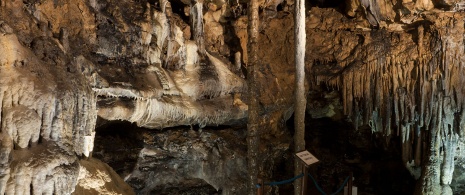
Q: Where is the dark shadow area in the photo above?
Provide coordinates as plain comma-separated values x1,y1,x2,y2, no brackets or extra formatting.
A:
307,0,349,19
276,116,415,194
152,181,221,195
308,0,346,14
170,0,190,22
94,118,241,194
93,118,145,177
309,0,345,8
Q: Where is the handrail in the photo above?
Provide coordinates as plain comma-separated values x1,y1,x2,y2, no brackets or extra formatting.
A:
256,173,351,195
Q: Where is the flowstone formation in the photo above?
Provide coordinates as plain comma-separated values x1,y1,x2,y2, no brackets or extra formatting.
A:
0,8,97,195
88,0,248,129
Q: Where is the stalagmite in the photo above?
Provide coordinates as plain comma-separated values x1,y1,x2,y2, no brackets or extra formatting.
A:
235,51,241,71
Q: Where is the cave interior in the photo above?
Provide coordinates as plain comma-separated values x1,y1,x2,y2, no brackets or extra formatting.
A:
1,0,465,194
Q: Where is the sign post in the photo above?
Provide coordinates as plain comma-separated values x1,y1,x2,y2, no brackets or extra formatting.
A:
301,165,308,195
257,178,263,195
296,150,319,166
296,150,319,195
348,172,353,195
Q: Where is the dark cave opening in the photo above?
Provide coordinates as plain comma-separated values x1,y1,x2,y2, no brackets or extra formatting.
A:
93,118,235,194
280,115,416,195
154,182,221,195
308,0,345,9
93,119,145,177
169,0,190,22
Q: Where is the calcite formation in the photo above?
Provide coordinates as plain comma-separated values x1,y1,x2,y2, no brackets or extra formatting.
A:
0,22,96,195
2,0,465,194
308,3,465,194
90,0,248,129
0,0,249,194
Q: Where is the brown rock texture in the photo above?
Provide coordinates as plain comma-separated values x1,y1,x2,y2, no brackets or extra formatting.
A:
3,0,465,194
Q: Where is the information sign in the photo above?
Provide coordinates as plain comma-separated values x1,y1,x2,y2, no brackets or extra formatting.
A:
296,150,319,166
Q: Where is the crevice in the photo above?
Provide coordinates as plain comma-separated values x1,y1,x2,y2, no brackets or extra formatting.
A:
93,120,144,177
170,0,189,23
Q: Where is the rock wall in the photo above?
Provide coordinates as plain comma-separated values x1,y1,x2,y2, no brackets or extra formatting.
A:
3,0,465,194
126,127,248,194
73,158,135,195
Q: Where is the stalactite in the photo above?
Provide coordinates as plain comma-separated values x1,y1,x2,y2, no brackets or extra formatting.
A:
310,13,465,192
346,69,353,119
364,63,371,126
414,125,422,166
160,0,179,70
354,100,361,130
385,84,392,136
191,0,205,54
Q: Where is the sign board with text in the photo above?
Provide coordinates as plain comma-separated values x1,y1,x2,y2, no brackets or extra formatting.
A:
296,150,319,166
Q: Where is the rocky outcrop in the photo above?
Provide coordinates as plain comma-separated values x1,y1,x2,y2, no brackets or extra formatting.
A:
125,127,248,194
73,158,134,195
